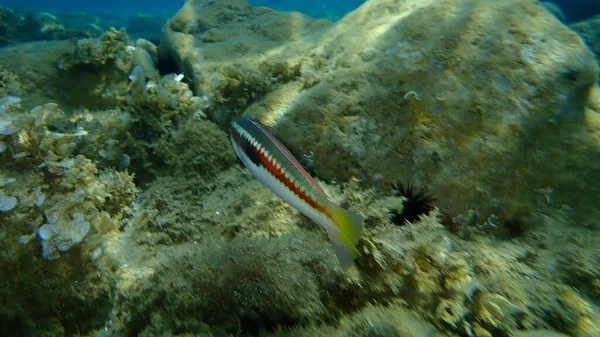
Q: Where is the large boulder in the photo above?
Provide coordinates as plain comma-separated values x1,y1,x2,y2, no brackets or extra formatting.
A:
161,0,600,230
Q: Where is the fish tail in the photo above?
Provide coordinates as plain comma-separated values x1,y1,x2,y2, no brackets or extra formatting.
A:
326,204,365,269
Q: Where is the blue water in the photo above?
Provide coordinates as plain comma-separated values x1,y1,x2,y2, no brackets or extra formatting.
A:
0,0,367,21
551,0,600,22
0,0,599,26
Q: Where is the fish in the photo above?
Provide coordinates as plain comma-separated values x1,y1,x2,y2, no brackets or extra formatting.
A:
229,117,365,269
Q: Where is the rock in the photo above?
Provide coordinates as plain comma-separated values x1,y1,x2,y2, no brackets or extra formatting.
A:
0,29,133,110
571,15,600,63
0,6,103,47
161,0,600,230
541,2,566,22
0,40,74,108
159,0,331,114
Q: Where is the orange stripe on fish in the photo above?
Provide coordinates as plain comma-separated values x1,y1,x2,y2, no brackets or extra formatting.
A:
251,120,327,195
251,138,327,215
229,117,365,269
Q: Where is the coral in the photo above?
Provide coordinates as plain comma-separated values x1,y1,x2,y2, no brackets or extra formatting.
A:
38,211,90,259
0,27,229,181
0,189,17,212
72,108,139,170
47,28,133,109
125,72,203,121
0,101,136,257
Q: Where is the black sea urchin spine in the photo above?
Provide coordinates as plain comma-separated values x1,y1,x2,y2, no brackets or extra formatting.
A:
390,182,435,226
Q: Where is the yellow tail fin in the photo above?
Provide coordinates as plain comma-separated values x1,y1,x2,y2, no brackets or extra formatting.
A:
327,205,365,270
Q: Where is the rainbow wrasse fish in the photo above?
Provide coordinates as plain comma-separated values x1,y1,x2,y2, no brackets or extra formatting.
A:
229,117,365,269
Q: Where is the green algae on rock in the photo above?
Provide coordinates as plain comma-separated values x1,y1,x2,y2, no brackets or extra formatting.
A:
160,0,600,234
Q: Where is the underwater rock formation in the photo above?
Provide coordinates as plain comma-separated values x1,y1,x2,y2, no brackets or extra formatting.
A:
541,2,567,22
0,0,599,336
161,0,600,232
0,100,137,334
160,0,331,119
571,15,600,64
0,6,104,47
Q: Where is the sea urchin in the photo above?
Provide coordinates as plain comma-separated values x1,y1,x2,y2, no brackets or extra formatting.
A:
390,182,435,226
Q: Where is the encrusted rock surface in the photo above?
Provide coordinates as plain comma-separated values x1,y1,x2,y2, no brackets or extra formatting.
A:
571,15,600,63
161,0,600,230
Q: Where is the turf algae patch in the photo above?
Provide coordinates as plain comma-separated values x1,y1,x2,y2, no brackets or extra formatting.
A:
115,232,342,336
154,119,236,178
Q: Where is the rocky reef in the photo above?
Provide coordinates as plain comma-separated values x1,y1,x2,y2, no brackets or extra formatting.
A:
0,6,104,46
0,5,165,47
161,0,600,235
0,0,599,336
